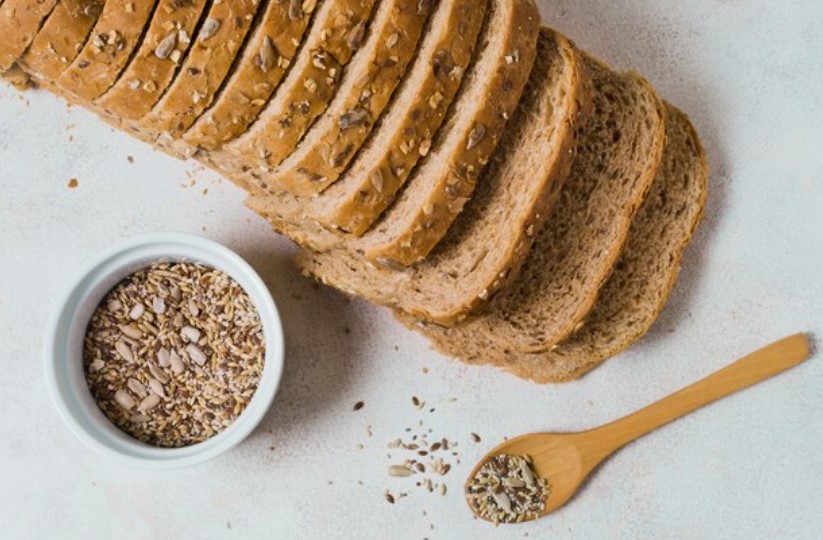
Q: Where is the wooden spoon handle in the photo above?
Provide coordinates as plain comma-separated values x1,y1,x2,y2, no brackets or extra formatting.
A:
592,333,811,455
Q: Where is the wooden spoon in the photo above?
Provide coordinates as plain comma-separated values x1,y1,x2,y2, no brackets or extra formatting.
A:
466,333,812,523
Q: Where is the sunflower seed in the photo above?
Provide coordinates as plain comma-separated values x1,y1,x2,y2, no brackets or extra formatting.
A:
148,362,170,384
129,303,145,320
137,394,161,412
200,18,220,41
115,341,134,363
114,390,135,411
148,379,166,397
152,296,167,314
119,324,143,340
186,344,207,366
388,465,415,478
181,326,201,342
169,350,185,373
466,123,487,150
127,378,147,398
154,32,177,59
157,347,170,367
258,36,277,72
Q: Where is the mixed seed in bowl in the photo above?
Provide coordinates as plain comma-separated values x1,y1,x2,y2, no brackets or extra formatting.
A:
83,262,265,447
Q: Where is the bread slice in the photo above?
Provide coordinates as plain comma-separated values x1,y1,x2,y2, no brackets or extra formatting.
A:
18,0,103,80
248,0,540,267
182,0,318,150
469,58,666,353
0,0,58,72
256,0,437,197
138,0,262,138
95,0,209,120
56,0,157,100
277,0,487,224
294,28,591,325
204,0,379,183
399,104,708,383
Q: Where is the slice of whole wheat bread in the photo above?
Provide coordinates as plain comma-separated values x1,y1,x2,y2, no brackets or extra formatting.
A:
55,0,157,100
399,103,708,383
0,0,58,72
258,0,439,197
182,0,319,150
299,0,487,233
472,57,666,353
95,0,209,120
18,0,103,81
294,28,591,325
247,0,539,267
204,0,379,183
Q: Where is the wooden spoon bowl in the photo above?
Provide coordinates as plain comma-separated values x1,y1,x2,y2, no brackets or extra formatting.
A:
466,333,812,523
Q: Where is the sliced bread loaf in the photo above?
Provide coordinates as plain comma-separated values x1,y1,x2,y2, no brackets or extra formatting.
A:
257,0,438,197
399,104,708,383
138,0,262,138
305,0,486,234
204,0,379,182
248,0,540,267
95,0,209,120
18,0,102,80
293,28,590,325
182,0,319,150
0,0,58,71
56,0,157,100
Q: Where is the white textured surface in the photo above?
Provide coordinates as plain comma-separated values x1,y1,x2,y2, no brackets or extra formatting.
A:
1,1,822,538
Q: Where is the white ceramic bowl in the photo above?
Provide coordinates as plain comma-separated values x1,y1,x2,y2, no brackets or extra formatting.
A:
43,233,285,469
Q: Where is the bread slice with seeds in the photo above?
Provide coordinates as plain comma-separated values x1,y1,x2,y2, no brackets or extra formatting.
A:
56,0,158,100
18,0,103,80
203,0,379,183
294,28,590,325
469,58,666,353
399,104,708,383
137,0,262,139
0,0,58,72
248,0,539,268
182,0,319,150
304,0,487,234
95,0,209,120
257,0,437,197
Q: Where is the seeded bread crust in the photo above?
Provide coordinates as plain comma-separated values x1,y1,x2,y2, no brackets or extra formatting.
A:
259,0,436,197
182,0,320,150
204,0,379,183
56,0,157,100
248,0,539,267
475,58,666,354
95,0,209,120
306,0,486,234
0,0,58,71
18,0,102,80
294,28,591,324
400,104,708,383
139,0,262,138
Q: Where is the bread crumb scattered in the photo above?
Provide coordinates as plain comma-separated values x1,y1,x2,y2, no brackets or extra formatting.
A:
67,178,78,189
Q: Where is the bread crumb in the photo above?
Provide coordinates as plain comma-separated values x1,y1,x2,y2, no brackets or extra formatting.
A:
67,178,79,189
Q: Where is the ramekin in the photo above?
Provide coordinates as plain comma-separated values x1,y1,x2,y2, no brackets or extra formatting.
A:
43,233,285,469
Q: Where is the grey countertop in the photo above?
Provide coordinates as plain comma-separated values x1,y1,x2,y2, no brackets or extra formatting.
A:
1,1,821,538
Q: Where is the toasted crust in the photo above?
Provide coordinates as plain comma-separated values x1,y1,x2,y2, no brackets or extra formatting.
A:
0,0,58,71
292,0,488,230
205,0,379,182
261,0,436,197
18,0,102,80
139,0,262,138
246,0,539,268
400,104,708,383
294,28,591,324
95,0,209,120
56,0,157,100
182,0,319,150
